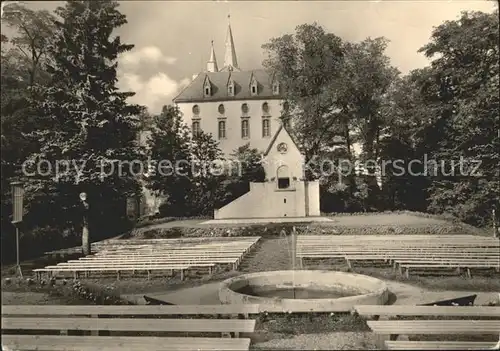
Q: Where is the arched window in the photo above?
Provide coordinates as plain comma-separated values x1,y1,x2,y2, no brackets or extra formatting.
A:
192,121,200,136
218,120,226,139
218,104,225,115
241,119,249,138
277,165,290,189
262,118,270,137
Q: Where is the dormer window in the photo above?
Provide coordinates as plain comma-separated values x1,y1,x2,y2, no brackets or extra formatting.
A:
272,81,280,95
250,76,258,96
228,80,235,97
203,77,211,97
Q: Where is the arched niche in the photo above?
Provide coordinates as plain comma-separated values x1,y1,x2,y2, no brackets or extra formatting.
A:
277,165,290,189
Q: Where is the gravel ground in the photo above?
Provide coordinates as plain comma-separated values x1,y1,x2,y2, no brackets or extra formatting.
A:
252,332,378,350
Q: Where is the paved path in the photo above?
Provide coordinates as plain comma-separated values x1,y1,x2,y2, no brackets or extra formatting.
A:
201,217,333,225
126,279,498,306
240,237,296,273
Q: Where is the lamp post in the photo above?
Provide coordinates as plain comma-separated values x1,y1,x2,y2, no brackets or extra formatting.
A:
80,192,90,255
10,181,24,277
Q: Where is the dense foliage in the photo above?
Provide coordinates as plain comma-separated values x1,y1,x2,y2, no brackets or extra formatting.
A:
145,106,265,216
262,13,499,225
1,1,145,262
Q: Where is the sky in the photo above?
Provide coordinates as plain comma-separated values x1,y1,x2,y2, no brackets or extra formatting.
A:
2,0,497,114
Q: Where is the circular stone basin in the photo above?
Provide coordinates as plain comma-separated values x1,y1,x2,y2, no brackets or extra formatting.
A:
219,270,389,312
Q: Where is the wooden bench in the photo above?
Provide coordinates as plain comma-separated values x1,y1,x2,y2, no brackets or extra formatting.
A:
354,305,500,319
400,263,500,278
67,257,241,271
1,335,251,350
367,320,500,349
1,305,257,350
341,255,499,268
33,264,194,280
383,341,497,350
1,316,255,335
297,247,500,254
2,304,260,318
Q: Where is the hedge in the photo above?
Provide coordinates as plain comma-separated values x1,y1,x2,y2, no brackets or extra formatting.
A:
137,222,473,239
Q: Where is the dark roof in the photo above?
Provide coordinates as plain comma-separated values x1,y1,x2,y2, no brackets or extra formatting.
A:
173,69,282,103
263,124,303,157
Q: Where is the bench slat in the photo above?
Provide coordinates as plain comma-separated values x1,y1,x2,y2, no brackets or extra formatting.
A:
367,320,500,334
1,305,260,316
384,340,497,350
354,305,500,317
1,317,256,333
1,335,251,350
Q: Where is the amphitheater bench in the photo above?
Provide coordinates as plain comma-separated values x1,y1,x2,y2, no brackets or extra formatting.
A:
400,263,500,278
1,316,255,337
384,340,497,350
367,320,500,349
1,335,251,351
1,304,260,319
33,264,195,280
353,305,500,319
367,319,500,335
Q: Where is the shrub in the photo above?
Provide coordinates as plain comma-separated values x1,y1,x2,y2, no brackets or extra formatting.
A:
71,281,135,305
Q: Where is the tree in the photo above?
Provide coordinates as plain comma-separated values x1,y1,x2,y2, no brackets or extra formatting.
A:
187,132,224,215
23,0,145,253
1,5,57,262
2,2,56,88
215,144,266,210
262,23,345,177
147,105,224,216
146,105,192,216
418,10,499,226
338,38,400,210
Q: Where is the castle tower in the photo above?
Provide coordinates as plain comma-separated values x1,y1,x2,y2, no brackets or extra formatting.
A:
221,15,240,72
206,40,218,72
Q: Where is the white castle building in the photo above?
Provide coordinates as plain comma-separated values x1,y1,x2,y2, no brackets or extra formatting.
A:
169,18,320,219
173,17,289,157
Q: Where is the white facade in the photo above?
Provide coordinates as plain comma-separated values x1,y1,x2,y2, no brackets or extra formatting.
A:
176,99,286,156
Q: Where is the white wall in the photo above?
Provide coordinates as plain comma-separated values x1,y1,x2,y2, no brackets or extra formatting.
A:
176,99,284,156
214,180,321,219
263,126,304,182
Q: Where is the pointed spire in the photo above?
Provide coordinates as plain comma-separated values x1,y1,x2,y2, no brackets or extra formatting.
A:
222,14,240,72
207,40,218,72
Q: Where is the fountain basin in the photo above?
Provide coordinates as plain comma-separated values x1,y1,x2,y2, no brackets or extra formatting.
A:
219,270,389,312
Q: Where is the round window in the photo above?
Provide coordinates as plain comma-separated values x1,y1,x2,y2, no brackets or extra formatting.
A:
262,102,269,114
192,104,200,115
218,104,225,114
241,103,249,114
